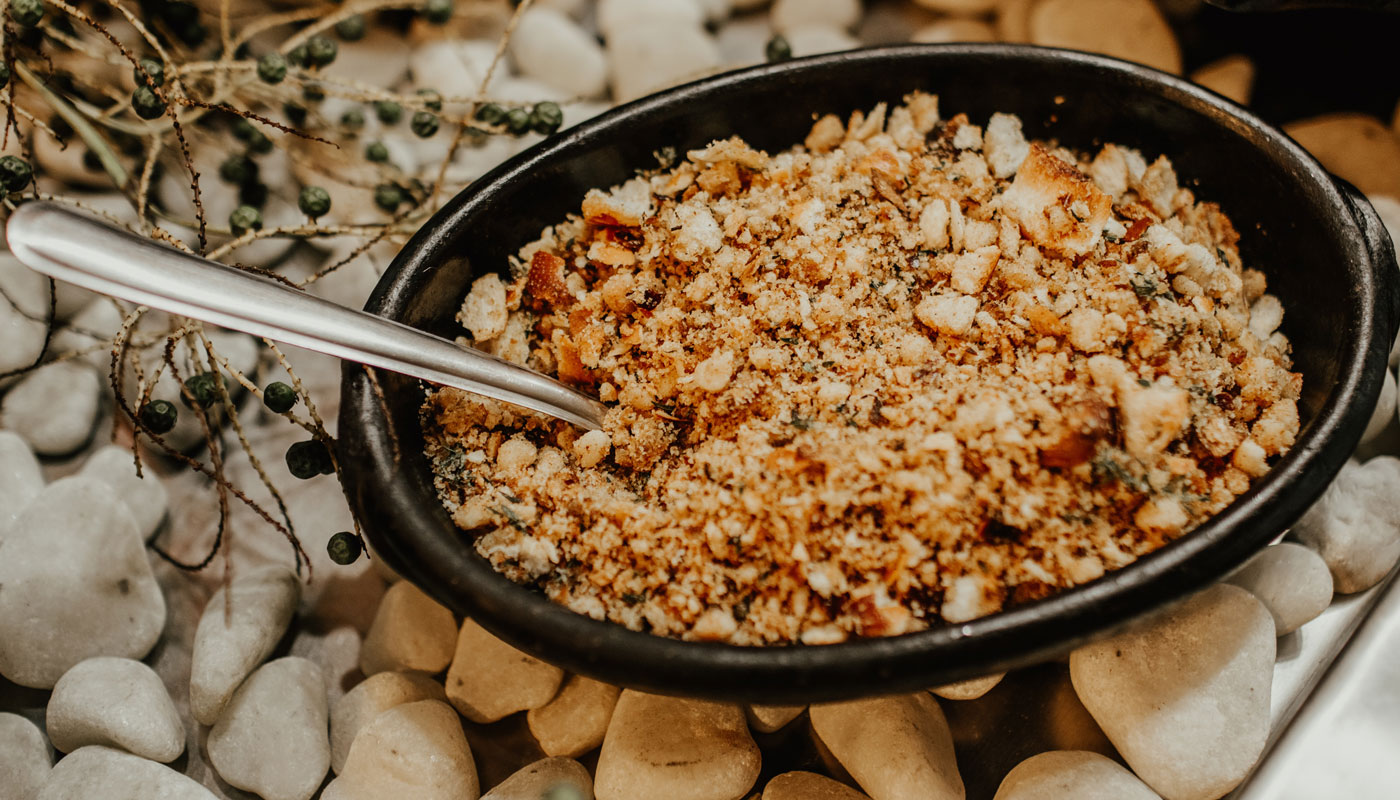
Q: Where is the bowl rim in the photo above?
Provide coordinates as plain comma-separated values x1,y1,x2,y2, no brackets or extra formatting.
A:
340,42,1389,701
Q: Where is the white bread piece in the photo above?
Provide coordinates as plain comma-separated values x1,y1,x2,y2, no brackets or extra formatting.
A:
1000,144,1112,257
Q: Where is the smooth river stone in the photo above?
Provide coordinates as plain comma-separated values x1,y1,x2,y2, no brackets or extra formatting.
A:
1070,584,1275,800
810,693,964,800
49,299,125,369
594,691,761,800
764,771,870,800
0,712,51,800
606,23,721,103
330,671,447,774
931,673,1005,701
321,700,478,800
190,564,301,725
37,746,216,800
46,657,184,762
359,581,457,677
1226,542,1334,635
0,430,43,528
0,252,49,380
480,757,593,800
509,7,607,98
77,445,169,539
0,478,165,688
993,750,1162,800
1292,456,1400,593
207,657,330,800
527,675,621,757
745,704,806,734
0,362,101,456
446,619,564,723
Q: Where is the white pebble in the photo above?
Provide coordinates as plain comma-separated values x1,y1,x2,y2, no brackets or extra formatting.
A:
207,657,330,800
510,7,608,98
0,362,102,456
0,478,164,689
323,29,412,89
715,13,771,67
1226,542,1334,635
1292,456,1400,593
37,746,217,800
783,26,860,57
0,256,49,380
810,693,964,800
745,704,806,733
331,671,446,774
607,23,722,104
49,300,125,369
931,672,1005,701
446,619,564,723
0,430,44,528
409,39,507,101
595,691,761,800
76,445,168,539
764,771,871,799
322,700,478,800
0,712,51,800
46,657,184,762
190,565,302,726
1361,368,1397,443
481,757,593,800
359,581,457,677
770,0,861,33
527,674,621,757
993,750,1161,800
910,19,998,44
1070,584,1275,800
597,0,704,37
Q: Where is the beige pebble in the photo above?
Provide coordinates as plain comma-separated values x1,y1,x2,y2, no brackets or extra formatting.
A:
993,750,1161,800
1189,54,1254,105
595,691,761,800
911,0,999,13
1284,113,1400,199
745,704,806,733
38,746,217,800
1028,0,1181,74
0,712,52,800
910,19,997,44
47,657,184,762
764,771,870,799
190,565,301,726
810,693,964,800
207,657,331,800
331,671,447,774
770,0,862,33
481,757,593,800
1225,542,1334,636
322,700,478,800
359,581,457,677
527,674,622,757
996,0,1035,42
446,619,564,723
931,672,1004,701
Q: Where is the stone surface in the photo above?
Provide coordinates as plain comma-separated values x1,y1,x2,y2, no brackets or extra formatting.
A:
527,674,621,757
359,581,457,677
597,0,704,36
1189,54,1255,105
993,750,1162,800
1361,368,1398,444
594,691,761,800
1027,0,1181,74
207,657,330,800
190,565,301,725
931,673,1005,701
0,712,51,800
321,700,478,800
331,671,447,774
49,299,126,369
1226,542,1334,635
480,757,593,800
0,362,102,456
0,430,43,528
0,253,50,380
77,445,169,539
0,477,165,688
771,0,861,33
46,657,184,762
784,25,860,56
810,693,964,800
607,23,721,103
446,619,564,724
37,746,217,800
1070,584,1275,800
1292,456,1400,593
764,771,869,799
1284,113,1400,199
510,7,607,98
910,19,998,44
745,704,806,734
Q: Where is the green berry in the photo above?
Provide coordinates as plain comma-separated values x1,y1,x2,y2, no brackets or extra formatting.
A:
246,128,273,155
11,0,44,28
410,111,439,138
286,439,334,479
504,107,531,136
228,205,263,235
765,34,792,63
218,154,257,185
139,399,178,434
375,100,402,125
239,181,269,208
529,101,563,136
283,102,307,127
306,35,338,68
256,52,287,84
262,381,298,413
416,88,442,112
341,107,366,130
298,185,331,218
134,57,165,88
474,102,505,125
0,62,9,89
183,372,224,408
334,14,366,41
0,156,33,193
232,117,257,141
326,531,362,565
374,182,405,212
302,82,325,103
131,85,166,120
422,0,452,25
287,44,309,69
364,141,390,163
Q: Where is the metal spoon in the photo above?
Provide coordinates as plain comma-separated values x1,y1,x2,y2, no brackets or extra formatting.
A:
4,201,607,430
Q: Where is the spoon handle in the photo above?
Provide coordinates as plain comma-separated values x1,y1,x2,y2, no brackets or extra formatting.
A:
5,201,606,431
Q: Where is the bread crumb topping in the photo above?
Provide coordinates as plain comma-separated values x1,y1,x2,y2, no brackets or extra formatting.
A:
424,93,1300,645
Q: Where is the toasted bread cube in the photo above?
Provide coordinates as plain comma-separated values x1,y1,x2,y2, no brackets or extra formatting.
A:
1001,144,1113,256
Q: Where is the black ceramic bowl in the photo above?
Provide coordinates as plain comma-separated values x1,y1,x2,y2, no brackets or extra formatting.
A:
340,44,1398,702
